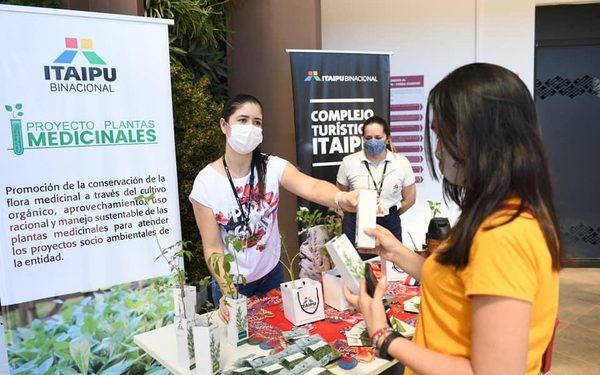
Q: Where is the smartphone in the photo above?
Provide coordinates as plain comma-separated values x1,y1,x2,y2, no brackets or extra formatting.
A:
365,262,377,298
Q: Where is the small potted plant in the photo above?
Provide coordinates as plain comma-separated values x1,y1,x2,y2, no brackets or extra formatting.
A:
423,200,451,256
296,207,341,281
134,193,200,370
278,236,325,326
209,235,248,347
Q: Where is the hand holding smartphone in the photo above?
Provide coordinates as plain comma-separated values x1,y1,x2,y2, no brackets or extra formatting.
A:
365,262,392,327
365,262,377,298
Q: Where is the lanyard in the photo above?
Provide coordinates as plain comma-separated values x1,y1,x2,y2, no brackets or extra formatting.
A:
223,157,255,229
363,159,388,197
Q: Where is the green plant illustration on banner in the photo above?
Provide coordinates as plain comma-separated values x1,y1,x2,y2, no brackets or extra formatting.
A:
4,280,174,374
5,103,24,155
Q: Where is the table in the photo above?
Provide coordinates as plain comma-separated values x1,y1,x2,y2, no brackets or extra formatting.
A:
134,322,398,375
135,262,418,374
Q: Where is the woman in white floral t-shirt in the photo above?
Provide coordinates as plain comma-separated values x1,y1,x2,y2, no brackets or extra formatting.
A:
190,94,357,323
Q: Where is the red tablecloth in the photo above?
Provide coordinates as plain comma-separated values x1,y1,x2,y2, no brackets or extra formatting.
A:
246,262,419,363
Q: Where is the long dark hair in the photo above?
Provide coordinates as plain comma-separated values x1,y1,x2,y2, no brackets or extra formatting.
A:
361,115,394,151
222,94,268,199
424,63,561,270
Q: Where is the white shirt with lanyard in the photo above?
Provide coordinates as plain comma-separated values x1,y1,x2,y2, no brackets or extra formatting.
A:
336,150,415,215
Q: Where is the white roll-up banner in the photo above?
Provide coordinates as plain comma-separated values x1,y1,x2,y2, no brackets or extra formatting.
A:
0,5,178,373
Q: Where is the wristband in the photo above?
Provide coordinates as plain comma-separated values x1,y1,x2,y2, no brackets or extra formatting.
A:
378,331,401,360
371,327,393,349
369,327,389,344
334,191,344,210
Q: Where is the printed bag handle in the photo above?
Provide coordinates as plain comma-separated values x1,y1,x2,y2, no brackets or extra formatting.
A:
297,287,320,315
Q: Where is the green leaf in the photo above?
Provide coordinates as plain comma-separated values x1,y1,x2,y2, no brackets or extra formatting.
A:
101,359,134,375
5,105,12,112
15,103,22,109
69,339,90,375
35,357,54,374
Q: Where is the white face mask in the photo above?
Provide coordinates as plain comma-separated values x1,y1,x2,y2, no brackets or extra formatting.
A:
435,147,466,186
227,123,263,154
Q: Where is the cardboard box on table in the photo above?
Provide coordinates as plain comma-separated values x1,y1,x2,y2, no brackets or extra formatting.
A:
324,234,364,295
322,268,352,311
356,190,377,249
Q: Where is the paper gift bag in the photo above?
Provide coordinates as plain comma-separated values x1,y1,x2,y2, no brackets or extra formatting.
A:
281,278,325,326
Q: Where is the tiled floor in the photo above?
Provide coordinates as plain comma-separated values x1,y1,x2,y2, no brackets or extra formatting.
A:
551,268,600,374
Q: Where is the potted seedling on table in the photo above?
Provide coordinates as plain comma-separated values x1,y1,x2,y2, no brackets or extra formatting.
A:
192,277,221,375
134,193,201,370
296,207,341,281
277,235,326,326
134,194,196,318
209,234,249,347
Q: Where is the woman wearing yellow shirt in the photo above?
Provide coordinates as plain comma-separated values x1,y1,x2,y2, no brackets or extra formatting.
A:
345,63,561,375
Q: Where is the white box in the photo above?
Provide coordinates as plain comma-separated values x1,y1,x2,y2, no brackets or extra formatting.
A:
281,278,326,326
324,234,364,294
226,295,248,346
356,190,377,248
175,317,195,370
381,259,407,282
322,269,351,311
192,315,220,375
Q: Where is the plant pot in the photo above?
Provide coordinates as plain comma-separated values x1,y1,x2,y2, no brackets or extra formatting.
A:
281,278,325,325
298,225,333,281
193,314,221,375
174,285,197,320
225,295,248,346
175,316,197,370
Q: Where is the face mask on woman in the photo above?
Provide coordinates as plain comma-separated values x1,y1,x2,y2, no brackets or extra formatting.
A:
435,147,467,186
227,123,263,154
363,138,387,155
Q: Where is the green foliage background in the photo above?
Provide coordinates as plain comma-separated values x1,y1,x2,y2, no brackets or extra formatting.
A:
2,1,230,373
171,64,224,283
5,278,174,374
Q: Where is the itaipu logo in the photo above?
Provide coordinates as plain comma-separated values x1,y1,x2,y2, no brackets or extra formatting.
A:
305,70,321,81
304,68,378,83
43,37,117,93
302,296,318,309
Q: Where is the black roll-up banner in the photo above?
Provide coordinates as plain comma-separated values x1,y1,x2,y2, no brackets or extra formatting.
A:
289,51,390,210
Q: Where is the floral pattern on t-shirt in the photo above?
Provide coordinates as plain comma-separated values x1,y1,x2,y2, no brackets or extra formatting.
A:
214,183,279,252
